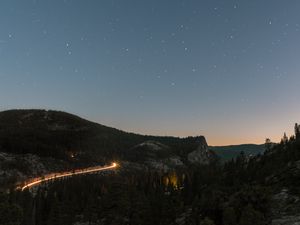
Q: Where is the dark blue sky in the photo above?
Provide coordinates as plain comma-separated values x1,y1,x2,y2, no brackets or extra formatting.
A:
1,0,300,145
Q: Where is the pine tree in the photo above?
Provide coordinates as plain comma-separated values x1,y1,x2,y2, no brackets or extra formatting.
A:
239,204,264,225
295,123,300,140
281,132,288,145
223,207,237,225
265,138,272,152
47,194,62,225
200,217,215,225
0,194,23,225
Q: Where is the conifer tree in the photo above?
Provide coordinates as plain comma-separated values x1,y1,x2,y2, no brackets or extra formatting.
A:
295,123,300,140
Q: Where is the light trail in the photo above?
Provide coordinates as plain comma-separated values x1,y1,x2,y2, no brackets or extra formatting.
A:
19,162,118,191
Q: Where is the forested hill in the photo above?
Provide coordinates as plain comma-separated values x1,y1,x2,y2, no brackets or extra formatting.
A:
1,122,300,225
1,111,300,224
0,109,206,162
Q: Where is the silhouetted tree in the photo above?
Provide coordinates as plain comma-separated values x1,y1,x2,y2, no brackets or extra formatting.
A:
265,138,272,152
281,132,288,145
0,194,23,225
295,123,300,140
239,204,264,225
223,207,237,225
200,217,215,225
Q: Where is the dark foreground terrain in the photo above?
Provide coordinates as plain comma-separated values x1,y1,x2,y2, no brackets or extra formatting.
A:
1,110,300,225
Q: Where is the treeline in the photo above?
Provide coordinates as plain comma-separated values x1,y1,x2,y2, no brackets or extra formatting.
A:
1,163,272,225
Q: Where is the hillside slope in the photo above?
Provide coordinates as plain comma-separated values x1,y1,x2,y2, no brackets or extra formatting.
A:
0,109,211,164
0,109,218,189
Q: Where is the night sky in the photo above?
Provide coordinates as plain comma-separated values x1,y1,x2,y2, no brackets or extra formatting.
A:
1,0,300,145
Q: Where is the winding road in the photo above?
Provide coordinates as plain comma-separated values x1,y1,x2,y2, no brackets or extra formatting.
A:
19,162,118,191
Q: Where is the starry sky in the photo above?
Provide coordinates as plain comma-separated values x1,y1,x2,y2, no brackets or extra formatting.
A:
1,0,300,145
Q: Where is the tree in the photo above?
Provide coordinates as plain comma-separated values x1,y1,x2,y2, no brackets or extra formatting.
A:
265,138,272,152
200,217,215,225
295,123,300,140
47,194,63,225
281,133,288,145
0,200,23,225
239,204,264,225
223,207,237,225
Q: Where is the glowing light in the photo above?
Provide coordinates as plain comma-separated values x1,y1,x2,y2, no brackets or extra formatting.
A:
18,162,117,191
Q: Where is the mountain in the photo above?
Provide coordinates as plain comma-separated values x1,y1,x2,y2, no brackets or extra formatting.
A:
209,144,265,161
0,109,216,188
0,109,141,161
0,109,209,161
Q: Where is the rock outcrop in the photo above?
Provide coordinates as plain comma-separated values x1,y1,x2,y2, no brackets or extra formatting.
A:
128,141,184,171
187,137,216,165
272,188,300,225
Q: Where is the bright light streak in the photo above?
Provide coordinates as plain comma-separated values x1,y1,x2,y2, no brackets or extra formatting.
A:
18,163,118,191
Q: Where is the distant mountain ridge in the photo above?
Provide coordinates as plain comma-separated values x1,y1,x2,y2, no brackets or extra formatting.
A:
209,144,265,161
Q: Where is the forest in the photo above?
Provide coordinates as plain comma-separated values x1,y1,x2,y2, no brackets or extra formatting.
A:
1,124,300,225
